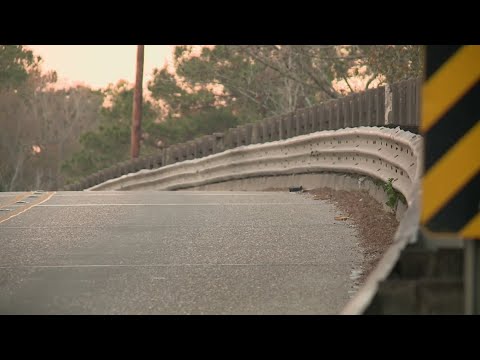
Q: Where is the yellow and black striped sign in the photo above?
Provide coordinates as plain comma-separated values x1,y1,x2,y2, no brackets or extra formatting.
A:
421,45,480,239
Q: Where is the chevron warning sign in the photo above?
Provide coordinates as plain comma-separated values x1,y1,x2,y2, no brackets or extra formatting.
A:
421,45,480,239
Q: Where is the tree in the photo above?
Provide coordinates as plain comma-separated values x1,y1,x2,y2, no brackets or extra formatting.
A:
357,45,424,85
148,66,217,117
0,46,52,191
150,45,424,121
0,45,39,90
0,46,103,191
148,64,241,145
145,107,239,146
61,81,159,183
171,45,360,117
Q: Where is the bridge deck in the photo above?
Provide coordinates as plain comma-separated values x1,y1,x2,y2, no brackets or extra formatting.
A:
0,191,361,314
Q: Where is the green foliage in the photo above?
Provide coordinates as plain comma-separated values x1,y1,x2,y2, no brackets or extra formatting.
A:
148,67,217,116
61,124,131,181
146,108,240,146
149,45,424,123
357,45,424,86
61,82,156,184
169,45,309,118
382,178,406,210
0,45,39,90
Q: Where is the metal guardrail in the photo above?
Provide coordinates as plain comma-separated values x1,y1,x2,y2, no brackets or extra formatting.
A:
88,127,422,204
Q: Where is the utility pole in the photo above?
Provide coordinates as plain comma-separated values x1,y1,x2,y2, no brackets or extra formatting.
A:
131,45,144,159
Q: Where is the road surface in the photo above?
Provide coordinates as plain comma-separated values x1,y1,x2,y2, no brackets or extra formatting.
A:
0,190,361,314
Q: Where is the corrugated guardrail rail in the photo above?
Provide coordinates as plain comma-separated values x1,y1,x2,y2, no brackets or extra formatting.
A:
88,127,423,205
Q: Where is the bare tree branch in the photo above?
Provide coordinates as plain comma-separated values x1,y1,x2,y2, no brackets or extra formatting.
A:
365,74,378,90
343,75,355,93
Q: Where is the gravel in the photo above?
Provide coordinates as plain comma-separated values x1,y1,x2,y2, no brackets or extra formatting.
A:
305,188,399,284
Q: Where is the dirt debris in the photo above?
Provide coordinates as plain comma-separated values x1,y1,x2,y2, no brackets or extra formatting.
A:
306,188,399,284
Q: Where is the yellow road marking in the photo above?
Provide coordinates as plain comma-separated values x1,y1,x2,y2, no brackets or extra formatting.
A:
0,192,55,225
0,192,31,209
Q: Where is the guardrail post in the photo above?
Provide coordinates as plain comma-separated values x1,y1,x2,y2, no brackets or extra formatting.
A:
285,113,294,138
327,100,335,130
316,104,325,131
399,80,407,127
236,126,247,146
250,123,260,144
376,86,385,126
406,79,415,126
223,129,234,149
352,93,360,128
165,145,177,165
230,128,239,148
244,124,253,145
193,140,201,159
212,132,224,153
202,135,214,156
294,111,301,136
278,116,285,139
268,117,277,141
334,100,342,129
258,120,266,144
152,153,161,168
359,91,367,126
185,141,195,160
384,84,393,126
345,95,353,128
365,90,376,126
415,77,422,126
309,106,317,133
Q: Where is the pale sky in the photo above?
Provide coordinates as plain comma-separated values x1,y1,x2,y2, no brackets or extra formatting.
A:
24,45,378,95
26,45,174,89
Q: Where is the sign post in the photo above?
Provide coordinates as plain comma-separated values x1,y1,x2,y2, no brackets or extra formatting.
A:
420,45,480,314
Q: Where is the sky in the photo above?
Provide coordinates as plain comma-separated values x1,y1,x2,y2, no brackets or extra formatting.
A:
24,45,378,95
26,45,174,89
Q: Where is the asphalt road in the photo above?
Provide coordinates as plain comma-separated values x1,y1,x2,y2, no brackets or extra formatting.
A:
0,190,362,314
